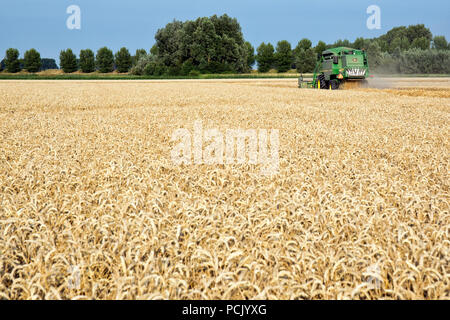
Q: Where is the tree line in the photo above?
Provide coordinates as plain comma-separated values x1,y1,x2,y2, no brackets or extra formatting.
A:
0,46,136,74
255,24,450,74
0,48,58,73
360,25,450,74
59,47,135,73
2,17,449,75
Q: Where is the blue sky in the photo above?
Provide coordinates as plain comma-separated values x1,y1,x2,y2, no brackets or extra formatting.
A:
1,0,449,62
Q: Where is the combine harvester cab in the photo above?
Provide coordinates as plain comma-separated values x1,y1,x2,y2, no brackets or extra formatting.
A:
299,47,371,90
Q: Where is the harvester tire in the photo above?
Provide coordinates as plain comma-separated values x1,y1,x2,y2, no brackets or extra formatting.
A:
330,79,340,90
318,74,329,89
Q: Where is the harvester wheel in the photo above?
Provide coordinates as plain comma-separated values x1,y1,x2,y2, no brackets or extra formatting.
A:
330,79,340,90
318,74,329,89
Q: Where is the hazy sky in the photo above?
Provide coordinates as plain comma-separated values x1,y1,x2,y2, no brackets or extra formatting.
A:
1,0,449,62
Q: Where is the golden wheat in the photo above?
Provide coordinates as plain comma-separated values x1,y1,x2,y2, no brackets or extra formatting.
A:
0,79,449,300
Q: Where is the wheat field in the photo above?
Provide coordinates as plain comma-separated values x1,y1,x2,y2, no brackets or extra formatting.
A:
0,79,449,299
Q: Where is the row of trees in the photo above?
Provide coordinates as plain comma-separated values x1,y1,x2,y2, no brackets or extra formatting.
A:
59,47,135,73
254,25,449,73
1,48,48,73
134,19,449,75
130,15,325,76
332,24,450,72
368,48,450,74
0,47,138,74
255,39,324,73
2,20,449,75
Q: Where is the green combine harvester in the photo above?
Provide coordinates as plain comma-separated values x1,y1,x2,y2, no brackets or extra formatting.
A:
299,47,371,90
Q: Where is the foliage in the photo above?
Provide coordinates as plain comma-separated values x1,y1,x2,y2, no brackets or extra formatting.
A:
133,49,147,66
41,58,58,70
314,41,327,56
59,49,78,73
432,36,448,50
130,54,150,75
332,39,351,48
295,48,316,73
398,49,450,74
256,42,274,73
79,49,95,73
188,69,201,77
353,37,366,50
152,14,248,74
374,49,450,74
4,22,450,76
5,48,21,73
96,47,114,73
143,56,167,76
274,40,292,73
245,41,255,71
367,41,382,69
389,37,410,53
115,47,132,73
294,39,312,55
24,49,41,73
377,24,432,52
411,37,430,50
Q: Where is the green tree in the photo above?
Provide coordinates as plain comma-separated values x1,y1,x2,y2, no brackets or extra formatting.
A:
133,49,147,66
296,38,312,52
96,47,114,73
411,37,430,50
295,48,316,73
274,40,292,72
115,47,132,73
390,36,410,52
59,49,78,73
378,40,389,52
353,37,365,50
367,41,382,68
405,24,432,44
152,14,248,74
432,36,448,50
150,45,159,56
256,42,274,73
79,49,95,73
5,48,21,73
400,37,410,51
131,54,152,75
380,26,406,45
390,37,401,52
180,59,195,75
41,58,58,70
144,58,167,76
24,49,41,72
334,39,351,47
314,41,327,56
154,19,184,68
293,38,312,60
245,41,255,71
